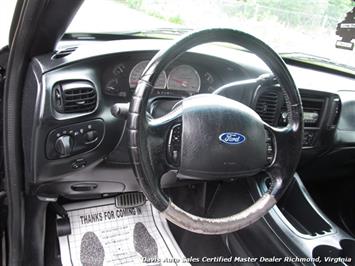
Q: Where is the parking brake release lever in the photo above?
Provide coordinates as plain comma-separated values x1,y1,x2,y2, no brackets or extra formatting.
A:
51,202,71,236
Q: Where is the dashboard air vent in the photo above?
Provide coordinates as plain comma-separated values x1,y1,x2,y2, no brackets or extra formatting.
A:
52,47,77,59
255,90,279,125
53,81,97,114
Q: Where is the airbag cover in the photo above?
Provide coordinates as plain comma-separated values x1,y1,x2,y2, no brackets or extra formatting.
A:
178,94,267,180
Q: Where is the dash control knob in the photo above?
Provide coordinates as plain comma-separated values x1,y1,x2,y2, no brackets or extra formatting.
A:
85,130,98,143
55,135,74,157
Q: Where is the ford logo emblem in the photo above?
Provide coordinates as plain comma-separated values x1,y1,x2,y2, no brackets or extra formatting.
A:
219,132,246,145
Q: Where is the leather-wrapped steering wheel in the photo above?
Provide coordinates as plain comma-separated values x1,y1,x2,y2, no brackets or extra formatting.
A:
128,28,303,235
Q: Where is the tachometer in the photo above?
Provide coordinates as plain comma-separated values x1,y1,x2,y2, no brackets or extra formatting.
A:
167,65,200,92
129,60,167,89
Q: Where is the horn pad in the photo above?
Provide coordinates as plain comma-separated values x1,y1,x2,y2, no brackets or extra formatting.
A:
178,94,268,180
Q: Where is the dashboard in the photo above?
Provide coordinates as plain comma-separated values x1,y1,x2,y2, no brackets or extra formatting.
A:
22,39,355,199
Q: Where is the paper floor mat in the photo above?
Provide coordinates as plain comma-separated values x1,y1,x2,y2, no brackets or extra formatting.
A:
58,197,189,266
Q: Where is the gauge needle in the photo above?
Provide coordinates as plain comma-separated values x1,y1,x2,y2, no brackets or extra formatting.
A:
172,78,187,87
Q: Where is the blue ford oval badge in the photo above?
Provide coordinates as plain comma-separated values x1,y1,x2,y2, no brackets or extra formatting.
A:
219,132,246,145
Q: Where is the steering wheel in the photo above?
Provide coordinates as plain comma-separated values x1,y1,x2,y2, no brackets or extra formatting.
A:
128,28,303,235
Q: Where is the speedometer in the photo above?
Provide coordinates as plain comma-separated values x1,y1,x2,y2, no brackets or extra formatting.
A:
129,60,167,89
167,65,200,92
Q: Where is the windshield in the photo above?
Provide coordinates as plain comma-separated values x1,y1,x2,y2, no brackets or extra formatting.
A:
0,0,16,47
66,0,355,69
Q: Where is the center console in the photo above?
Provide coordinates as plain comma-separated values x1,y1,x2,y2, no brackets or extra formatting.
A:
257,173,355,264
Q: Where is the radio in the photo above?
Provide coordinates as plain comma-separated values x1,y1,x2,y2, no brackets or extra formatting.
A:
280,110,320,127
303,111,319,126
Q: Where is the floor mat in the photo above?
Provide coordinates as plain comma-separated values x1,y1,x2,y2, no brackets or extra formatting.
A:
58,197,188,266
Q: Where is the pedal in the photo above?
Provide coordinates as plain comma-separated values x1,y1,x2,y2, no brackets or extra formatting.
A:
115,192,146,208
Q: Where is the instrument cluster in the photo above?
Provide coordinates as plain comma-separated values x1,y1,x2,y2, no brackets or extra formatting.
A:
102,57,221,100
